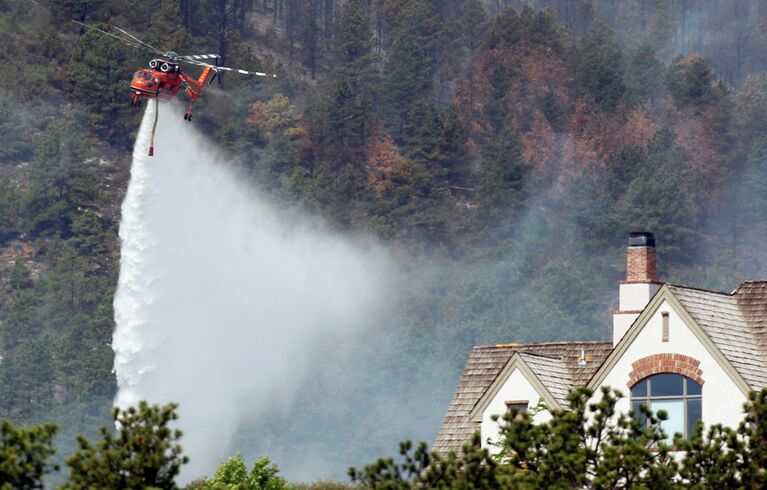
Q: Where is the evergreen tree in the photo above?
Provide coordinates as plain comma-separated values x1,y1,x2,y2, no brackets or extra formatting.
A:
666,54,724,112
0,419,57,489
26,122,98,238
64,402,188,490
381,0,440,134
0,178,22,242
625,44,664,104
458,0,486,55
0,90,31,164
401,103,469,186
475,127,529,233
0,337,56,418
52,0,106,24
149,0,192,50
577,20,625,111
9,259,33,290
64,27,137,144
611,129,698,268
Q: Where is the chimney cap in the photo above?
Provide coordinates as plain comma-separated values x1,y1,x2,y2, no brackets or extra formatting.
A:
628,231,655,248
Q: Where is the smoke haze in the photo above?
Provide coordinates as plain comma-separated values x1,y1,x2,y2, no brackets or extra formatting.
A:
113,100,394,481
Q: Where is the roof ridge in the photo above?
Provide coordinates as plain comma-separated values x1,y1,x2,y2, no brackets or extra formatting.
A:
518,351,568,361
731,280,767,295
475,340,613,350
667,283,731,296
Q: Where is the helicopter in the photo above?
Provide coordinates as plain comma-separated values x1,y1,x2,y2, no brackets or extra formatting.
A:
73,21,275,156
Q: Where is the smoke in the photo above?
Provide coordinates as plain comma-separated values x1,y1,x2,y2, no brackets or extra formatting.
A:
112,99,394,481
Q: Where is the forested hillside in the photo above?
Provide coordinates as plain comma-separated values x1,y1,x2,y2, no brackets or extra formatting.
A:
2,0,767,480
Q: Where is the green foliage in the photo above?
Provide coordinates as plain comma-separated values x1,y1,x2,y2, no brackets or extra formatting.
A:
349,435,498,489
475,127,528,235
353,388,767,489
64,402,188,490
0,178,23,241
577,20,625,111
63,27,139,145
27,122,98,238
498,387,676,489
51,0,106,24
677,389,767,488
0,1,63,99
485,7,567,53
382,0,440,132
0,90,31,164
666,54,724,111
610,129,699,266
0,419,57,490
149,0,192,50
458,0,487,54
401,103,469,184
203,453,287,490
625,44,664,104
9,259,33,290
0,336,56,418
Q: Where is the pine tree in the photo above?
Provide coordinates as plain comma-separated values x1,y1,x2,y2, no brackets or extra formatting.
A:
26,122,98,238
625,44,664,104
475,126,529,233
0,90,31,164
577,20,626,111
149,0,192,51
666,54,723,112
0,419,57,489
381,0,440,134
64,402,188,490
64,28,137,144
458,0,486,55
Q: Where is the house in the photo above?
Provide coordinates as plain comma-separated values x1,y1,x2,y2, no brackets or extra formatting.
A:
434,232,767,455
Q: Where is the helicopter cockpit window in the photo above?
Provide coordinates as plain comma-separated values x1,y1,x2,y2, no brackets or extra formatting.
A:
134,71,143,79
144,73,153,80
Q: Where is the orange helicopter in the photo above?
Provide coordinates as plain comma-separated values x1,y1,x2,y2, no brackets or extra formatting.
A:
73,21,275,156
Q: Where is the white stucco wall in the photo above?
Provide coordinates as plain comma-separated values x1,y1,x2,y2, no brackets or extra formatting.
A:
613,312,638,345
596,299,747,431
619,283,661,311
480,366,552,453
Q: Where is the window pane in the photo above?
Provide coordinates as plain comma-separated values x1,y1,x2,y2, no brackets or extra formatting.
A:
687,378,702,395
632,400,648,428
631,379,648,398
687,399,702,438
654,399,684,444
506,402,528,413
650,373,684,396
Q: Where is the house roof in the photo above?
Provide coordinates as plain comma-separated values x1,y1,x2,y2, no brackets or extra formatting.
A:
670,282,767,390
434,280,767,455
432,341,613,455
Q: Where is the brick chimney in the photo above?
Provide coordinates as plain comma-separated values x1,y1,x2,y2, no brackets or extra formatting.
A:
613,232,662,346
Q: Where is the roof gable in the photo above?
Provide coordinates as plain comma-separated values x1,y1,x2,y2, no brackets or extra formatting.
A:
588,284,754,395
433,341,612,454
468,353,562,422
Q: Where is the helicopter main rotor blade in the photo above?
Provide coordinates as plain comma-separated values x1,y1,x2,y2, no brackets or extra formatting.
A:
71,20,148,53
112,26,166,56
181,54,221,61
214,66,273,77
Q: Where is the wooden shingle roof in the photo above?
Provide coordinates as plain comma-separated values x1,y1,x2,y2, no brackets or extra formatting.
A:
670,282,767,390
432,341,613,454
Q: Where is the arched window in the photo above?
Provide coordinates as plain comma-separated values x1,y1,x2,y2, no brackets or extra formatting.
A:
631,373,702,443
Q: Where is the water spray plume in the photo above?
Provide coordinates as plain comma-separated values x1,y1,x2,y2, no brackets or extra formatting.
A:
113,100,393,480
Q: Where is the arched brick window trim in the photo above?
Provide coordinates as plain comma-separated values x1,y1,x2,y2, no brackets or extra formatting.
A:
627,353,704,388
